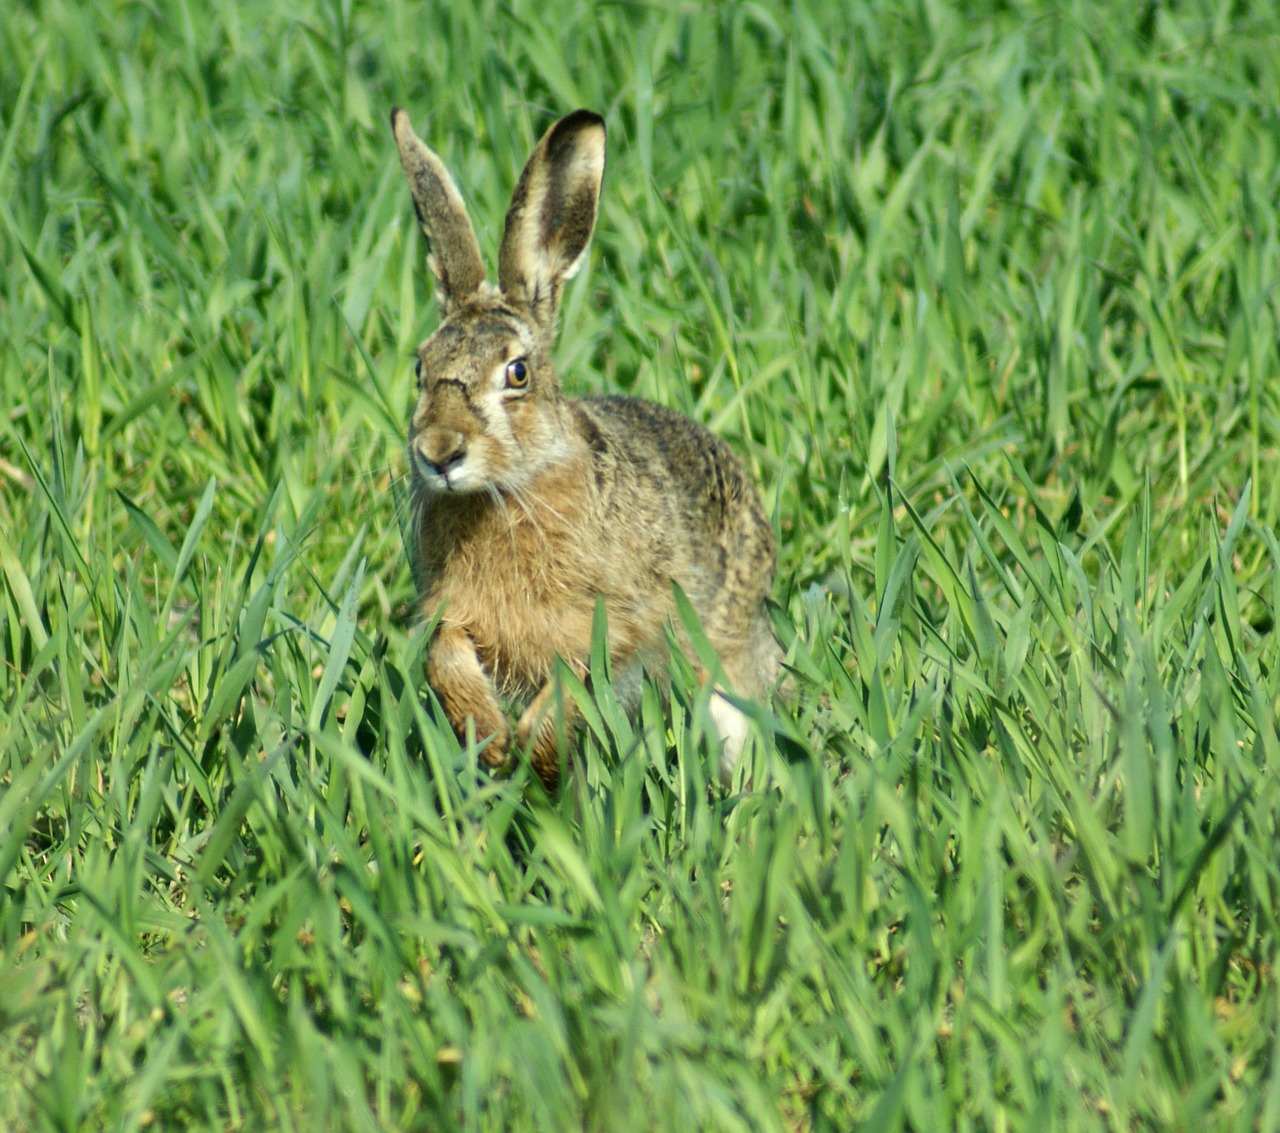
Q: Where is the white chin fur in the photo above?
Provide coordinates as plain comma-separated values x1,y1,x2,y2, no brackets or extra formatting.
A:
709,691,750,786
416,463,484,493
442,465,481,491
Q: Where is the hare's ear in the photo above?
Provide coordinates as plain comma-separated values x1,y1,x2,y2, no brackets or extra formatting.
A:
391,109,486,312
498,110,605,330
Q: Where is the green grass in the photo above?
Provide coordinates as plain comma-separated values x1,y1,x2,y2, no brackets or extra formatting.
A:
3,0,1280,1128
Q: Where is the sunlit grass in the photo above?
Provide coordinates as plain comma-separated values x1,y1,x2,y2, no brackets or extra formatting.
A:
2,0,1280,1129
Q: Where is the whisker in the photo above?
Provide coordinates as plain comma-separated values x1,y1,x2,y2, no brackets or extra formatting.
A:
505,483,558,561
487,483,522,560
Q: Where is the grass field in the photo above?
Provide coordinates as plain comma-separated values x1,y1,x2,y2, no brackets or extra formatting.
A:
3,0,1280,1128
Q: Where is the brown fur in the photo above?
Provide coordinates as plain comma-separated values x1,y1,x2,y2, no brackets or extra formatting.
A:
390,107,780,789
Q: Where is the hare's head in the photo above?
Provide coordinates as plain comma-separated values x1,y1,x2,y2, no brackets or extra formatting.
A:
391,109,605,495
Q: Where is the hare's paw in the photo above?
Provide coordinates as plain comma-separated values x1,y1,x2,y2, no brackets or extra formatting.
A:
516,706,567,792
479,733,516,776
514,673,585,793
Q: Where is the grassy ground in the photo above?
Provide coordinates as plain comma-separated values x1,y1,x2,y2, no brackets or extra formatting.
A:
2,0,1280,1128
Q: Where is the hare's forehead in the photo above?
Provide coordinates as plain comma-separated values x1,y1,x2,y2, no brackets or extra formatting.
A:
420,310,534,365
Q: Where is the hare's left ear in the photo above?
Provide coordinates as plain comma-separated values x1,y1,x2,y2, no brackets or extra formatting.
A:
391,108,486,313
498,110,605,331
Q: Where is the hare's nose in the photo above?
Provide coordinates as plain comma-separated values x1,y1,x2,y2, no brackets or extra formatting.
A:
427,448,466,476
417,430,467,476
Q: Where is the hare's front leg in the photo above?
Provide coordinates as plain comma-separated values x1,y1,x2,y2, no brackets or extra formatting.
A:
516,660,587,791
427,625,510,769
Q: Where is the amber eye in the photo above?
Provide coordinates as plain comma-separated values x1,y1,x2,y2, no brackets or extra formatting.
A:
505,358,529,389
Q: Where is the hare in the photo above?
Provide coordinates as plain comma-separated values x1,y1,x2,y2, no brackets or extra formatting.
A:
390,106,780,790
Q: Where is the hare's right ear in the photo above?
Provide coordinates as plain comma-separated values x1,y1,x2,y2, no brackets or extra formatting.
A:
390,109,486,312
498,110,605,331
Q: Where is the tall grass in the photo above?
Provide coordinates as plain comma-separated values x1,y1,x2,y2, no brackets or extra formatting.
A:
2,0,1279,1129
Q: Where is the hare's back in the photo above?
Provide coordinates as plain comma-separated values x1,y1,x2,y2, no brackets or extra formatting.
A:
577,394,776,602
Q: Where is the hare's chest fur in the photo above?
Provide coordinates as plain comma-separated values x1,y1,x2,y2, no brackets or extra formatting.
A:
417,470,672,699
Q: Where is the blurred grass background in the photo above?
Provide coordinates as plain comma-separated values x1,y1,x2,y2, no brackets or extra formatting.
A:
2,0,1280,1129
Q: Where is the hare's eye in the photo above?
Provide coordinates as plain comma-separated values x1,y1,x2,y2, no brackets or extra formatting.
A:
505,359,529,390
414,358,423,386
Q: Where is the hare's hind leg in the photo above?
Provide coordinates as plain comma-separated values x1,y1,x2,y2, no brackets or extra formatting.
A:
708,690,750,784
428,626,510,770
708,610,782,785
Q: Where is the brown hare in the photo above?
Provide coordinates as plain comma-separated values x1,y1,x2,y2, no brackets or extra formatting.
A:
390,106,780,790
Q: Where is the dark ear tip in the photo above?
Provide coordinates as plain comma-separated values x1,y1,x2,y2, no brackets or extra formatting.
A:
562,109,605,136
390,106,404,132
545,110,605,160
